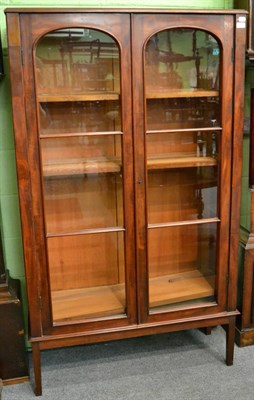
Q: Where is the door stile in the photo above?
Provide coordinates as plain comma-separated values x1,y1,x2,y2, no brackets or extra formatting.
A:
213,16,234,310
227,14,247,311
131,14,150,323
118,14,137,325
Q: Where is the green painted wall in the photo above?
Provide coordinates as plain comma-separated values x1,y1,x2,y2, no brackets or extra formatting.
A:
0,0,244,343
240,60,254,231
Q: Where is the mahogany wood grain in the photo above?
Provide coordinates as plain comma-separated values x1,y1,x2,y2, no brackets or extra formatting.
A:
33,311,239,352
227,14,246,312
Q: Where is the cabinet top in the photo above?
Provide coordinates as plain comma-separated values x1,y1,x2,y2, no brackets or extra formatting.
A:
4,8,248,15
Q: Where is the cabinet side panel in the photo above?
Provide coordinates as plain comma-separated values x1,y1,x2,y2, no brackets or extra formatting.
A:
6,13,42,338
228,14,247,311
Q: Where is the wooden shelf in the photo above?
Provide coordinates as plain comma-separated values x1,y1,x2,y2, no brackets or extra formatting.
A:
149,270,214,308
51,270,214,322
52,284,125,321
37,89,218,103
146,89,219,99
43,156,217,177
43,159,121,177
147,156,217,169
38,92,120,102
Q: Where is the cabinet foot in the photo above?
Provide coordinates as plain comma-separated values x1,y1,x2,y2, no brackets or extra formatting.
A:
199,326,212,335
225,318,236,366
32,343,42,396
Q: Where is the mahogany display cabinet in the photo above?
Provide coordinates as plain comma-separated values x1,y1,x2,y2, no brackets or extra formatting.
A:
5,8,246,395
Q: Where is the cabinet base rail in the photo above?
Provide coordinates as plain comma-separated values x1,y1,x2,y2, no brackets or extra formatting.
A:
31,312,238,396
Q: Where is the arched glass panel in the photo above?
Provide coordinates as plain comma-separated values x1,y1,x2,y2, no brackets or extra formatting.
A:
144,29,220,311
145,29,220,130
35,28,125,323
36,28,121,134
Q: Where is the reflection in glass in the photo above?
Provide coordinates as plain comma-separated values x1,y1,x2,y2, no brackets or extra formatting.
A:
35,28,121,134
44,174,123,234
145,29,220,131
145,29,220,312
146,97,220,131
146,131,219,223
35,28,120,94
148,223,217,310
41,135,122,175
39,101,121,135
148,168,218,224
48,232,126,322
146,131,219,160
34,28,126,322
41,135,123,233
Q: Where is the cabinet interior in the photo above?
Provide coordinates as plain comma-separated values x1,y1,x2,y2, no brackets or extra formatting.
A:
33,25,221,322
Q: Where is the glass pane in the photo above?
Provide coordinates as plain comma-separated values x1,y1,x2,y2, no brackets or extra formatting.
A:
39,101,121,135
147,131,219,223
148,223,217,310
148,168,217,224
146,97,220,131
145,29,220,131
35,28,121,134
48,232,126,322
41,135,123,233
147,130,219,160
35,28,127,324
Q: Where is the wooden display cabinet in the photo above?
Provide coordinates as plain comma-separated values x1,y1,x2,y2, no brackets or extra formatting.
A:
6,8,246,395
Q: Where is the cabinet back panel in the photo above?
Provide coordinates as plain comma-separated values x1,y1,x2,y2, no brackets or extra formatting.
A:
47,232,125,291
148,223,217,285
44,175,123,233
148,169,217,224
39,101,121,135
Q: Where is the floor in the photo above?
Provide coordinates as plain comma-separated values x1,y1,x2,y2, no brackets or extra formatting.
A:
2,326,254,400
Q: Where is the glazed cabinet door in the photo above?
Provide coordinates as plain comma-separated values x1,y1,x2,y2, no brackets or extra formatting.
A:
19,13,136,333
132,14,234,323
